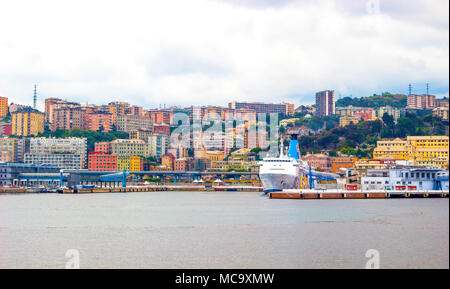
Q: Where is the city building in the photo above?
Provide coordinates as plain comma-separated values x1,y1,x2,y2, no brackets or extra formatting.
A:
147,110,173,125
117,156,143,171
0,163,60,187
110,139,151,157
45,98,79,124
436,98,449,108
51,106,86,131
331,156,358,173
148,134,169,160
88,152,117,171
161,154,175,171
94,142,111,154
24,137,87,169
376,106,401,123
228,102,293,116
0,96,8,119
433,107,449,121
303,153,332,171
129,129,153,142
0,123,12,137
336,106,375,121
0,138,25,162
11,108,45,136
86,112,112,132
315,90,335,117
25,153,83,170
407,94,436,110
361,166,448,191
354,158,399,175
339,116,360,127
174,157,194,172
373,136,449,169
152,124,170,135
0,150,12,163
117,115,153,132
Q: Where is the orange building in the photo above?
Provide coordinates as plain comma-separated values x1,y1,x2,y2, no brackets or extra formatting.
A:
147,110,172,125
331,156,358,173
0,96,8,119
162,154,175,171
94,142,111,154
153,124,170,135
174,158,193,172
86,112,112,132
88,152,117,171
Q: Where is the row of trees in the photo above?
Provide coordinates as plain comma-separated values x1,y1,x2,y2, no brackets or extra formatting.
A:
336,92,407,108
38,129,129,152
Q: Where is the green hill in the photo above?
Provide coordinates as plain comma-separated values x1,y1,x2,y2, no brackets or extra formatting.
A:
336,92,407,108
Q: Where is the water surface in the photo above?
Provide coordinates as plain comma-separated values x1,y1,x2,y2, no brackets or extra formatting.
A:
0,191,448,268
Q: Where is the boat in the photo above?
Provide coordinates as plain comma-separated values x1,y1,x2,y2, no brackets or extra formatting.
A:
259,139,301,194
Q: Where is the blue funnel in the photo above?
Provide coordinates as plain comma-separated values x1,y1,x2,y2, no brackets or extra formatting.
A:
288,140,299,160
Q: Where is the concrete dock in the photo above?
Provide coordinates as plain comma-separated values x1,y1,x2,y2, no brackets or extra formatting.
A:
269,190,449,199
0,185,264,194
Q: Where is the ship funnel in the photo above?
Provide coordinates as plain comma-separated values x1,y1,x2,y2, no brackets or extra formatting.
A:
288,139,299,160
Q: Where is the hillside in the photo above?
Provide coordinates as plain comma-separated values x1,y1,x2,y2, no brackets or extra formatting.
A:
336,92,407,108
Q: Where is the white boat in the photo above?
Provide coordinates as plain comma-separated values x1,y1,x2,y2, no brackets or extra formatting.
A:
259,140,300,193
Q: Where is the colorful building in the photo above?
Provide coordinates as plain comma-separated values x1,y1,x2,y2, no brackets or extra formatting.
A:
0,138,25,162
110,139,151,157
94,142,111,154
11,108,45,136
86,112,112,132
161,154,175,171
315,90,335,117
433,107,449,121
339,116,360,127
0,96,8,119
302,154,332,171
331,156,358,173
117,115,153,132
51,106,86,131
129,129,153,142
148,134,169,159
373,136,449,169
407,94,436,110
88,152,117,171
25,137,88,169
117,156,143,171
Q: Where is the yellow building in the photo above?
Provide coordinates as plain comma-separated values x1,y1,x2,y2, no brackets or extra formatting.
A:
194,149,226,162
339,116,360,127
11,109,45,136
211,159,258,172
373,136,449,169
117,156,143,171
0,96,8,119
373,138,409,160
110,139,151,157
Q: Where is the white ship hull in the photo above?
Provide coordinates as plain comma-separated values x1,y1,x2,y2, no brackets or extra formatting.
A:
260,172,299,193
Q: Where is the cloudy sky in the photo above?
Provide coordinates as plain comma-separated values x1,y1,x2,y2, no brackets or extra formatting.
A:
0,0,448,110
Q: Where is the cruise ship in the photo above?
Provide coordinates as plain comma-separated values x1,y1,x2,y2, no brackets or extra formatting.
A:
259,139,301,193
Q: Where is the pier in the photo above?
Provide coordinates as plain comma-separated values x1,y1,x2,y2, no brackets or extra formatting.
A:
0,185,264,194
269,190,449,199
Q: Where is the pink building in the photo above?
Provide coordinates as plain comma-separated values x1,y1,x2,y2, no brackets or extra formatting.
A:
94,142,111,154
303,154,332,171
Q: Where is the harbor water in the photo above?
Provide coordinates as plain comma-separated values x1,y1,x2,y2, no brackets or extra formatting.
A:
0,191,448,268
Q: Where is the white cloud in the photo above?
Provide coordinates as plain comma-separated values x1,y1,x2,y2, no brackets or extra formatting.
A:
0,0,448,111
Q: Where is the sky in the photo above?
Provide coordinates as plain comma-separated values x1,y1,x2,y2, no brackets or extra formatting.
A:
0,0,448,111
